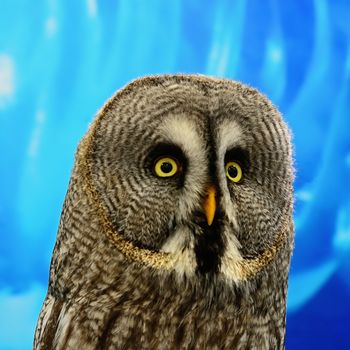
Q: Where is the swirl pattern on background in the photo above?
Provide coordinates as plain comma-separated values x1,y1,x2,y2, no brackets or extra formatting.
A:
0,0,349,349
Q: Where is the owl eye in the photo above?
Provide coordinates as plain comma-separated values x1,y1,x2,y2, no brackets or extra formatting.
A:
225,161,243,183
154,157,179,178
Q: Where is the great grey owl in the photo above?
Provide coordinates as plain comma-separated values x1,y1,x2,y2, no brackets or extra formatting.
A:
34,74,294,349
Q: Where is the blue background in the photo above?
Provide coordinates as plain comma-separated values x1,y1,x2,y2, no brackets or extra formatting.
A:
1,0,350,349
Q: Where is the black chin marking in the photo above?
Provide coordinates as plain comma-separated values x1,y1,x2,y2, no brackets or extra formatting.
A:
194,215,225,275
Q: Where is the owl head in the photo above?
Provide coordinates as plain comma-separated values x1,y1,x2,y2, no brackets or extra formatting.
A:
65,74,294,287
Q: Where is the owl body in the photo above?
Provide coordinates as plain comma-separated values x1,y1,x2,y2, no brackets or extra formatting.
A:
34,75,294,349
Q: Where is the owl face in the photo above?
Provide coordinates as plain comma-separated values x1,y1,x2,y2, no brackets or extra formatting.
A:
87,75,293,280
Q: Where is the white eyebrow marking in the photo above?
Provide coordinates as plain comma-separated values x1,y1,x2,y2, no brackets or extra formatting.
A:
217,119,244,156
158,114,209,191
159,115,206,166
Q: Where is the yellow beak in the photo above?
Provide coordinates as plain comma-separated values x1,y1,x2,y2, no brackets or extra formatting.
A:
203,185,216,226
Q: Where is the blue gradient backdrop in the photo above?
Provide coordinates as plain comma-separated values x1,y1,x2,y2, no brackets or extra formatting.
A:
1,0,350,349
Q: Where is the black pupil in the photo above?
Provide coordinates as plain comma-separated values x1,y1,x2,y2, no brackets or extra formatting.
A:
228,165,238,178
161,161,173,173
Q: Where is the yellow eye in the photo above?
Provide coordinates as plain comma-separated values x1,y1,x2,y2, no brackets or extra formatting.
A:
225,161,243,183
154,157,179,177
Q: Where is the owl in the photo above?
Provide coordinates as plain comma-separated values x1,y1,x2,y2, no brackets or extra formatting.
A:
34,75,294,350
